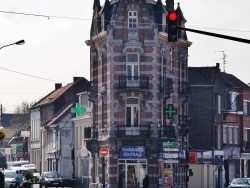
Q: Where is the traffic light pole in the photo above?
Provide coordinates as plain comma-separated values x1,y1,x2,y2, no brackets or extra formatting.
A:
177,27,250,44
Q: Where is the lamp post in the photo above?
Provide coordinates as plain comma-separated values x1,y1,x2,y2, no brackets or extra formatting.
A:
0,40,25,50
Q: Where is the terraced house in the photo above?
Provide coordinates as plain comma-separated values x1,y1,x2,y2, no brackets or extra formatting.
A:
85,0,191,187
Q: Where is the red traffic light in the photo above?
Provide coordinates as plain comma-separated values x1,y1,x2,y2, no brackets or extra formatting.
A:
168,11,177,21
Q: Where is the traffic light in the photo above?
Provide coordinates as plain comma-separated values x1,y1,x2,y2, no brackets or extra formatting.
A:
167,11,178,42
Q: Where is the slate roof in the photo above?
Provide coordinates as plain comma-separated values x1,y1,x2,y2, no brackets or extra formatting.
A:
31,83,73,108
221,72,250,89
188,65,220,85
46,103,74,126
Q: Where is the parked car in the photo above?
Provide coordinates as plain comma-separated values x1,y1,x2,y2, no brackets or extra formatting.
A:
20,164,40,183
39,171,63,188
4,170,16,188
228,178,250,188
9,161,29,169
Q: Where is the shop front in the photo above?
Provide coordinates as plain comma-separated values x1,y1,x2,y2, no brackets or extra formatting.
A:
118,146,147,188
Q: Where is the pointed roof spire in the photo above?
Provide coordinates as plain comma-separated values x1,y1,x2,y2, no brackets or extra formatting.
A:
93,0,101,10
100,0,111,13
155,0,167,13
166,0,174,12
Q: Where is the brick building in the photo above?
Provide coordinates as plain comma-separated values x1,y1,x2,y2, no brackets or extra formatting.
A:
188,64,250,185
85,0,191,187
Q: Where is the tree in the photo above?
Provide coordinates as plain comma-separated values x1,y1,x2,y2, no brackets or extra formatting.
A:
9,100,37,130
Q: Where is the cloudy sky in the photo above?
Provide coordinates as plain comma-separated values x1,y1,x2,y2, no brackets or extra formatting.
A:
0,0,249,113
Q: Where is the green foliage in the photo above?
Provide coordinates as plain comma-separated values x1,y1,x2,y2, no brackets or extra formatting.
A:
25,170,33,180
22,181,32,187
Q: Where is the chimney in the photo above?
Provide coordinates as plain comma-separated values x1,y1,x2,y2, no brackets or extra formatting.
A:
55,83,62,90
73,77,82,83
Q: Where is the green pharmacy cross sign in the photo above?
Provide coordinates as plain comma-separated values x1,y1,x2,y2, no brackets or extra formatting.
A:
71,103,86,117
165,104,177,119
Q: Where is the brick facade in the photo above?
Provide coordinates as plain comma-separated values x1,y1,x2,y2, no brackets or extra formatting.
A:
86,1,191,187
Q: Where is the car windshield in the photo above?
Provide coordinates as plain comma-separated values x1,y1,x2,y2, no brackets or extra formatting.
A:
43,172,60,178
4,171,16,178
232,178,249,184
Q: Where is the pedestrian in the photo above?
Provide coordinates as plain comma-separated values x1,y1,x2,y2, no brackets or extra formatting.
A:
142,174,149,188
15,170,21,188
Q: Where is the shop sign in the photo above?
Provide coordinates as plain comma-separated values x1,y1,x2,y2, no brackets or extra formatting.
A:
119,146,145,159
241,153,250,160
16,145,23,153
189,152,197,164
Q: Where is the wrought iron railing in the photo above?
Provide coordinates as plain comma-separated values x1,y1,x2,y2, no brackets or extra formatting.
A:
118,76,149,89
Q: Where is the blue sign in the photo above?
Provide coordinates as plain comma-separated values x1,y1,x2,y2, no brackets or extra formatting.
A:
119,146,146,159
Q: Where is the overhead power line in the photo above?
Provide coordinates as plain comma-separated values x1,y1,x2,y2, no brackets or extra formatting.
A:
0,66,67,83
0,10,250,33
0,10,88,20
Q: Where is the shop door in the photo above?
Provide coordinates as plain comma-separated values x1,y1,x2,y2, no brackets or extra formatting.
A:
118,160,147,188
126,164,138,188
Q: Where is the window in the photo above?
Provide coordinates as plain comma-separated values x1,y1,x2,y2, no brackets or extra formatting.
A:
52,130,56,149
170,47,173,71
244,100,250,115
162,13,167,31
217,95,221,114
101,14,104,31
223,125,228,144
126,54,139,87
234,127,238,144
217,125,221,149
244,128,248,142
126,98,139,126
229,127,233,144
128,11,137,28
226,91,239,111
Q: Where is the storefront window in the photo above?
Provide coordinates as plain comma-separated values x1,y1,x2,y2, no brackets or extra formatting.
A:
118,160,147,188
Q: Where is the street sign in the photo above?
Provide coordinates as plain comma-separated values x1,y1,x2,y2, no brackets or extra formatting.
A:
163,142,179,147
99,147,109,157
164,160,179,164
164,153,178,159
163,148,179,152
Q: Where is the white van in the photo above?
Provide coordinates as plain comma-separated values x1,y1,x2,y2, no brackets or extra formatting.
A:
9,160,29,169
21,164,40,182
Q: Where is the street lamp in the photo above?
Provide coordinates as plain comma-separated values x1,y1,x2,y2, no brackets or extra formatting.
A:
0,40,25,50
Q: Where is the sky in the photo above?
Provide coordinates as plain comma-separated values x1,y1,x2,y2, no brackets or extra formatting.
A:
0,0,249,113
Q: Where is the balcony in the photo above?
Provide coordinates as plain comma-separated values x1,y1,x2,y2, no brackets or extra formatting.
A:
118,76,149,90
115,125,151,139
114,125,178,139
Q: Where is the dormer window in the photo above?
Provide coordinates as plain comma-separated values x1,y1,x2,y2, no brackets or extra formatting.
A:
162,13,167,32
101,14,105,31
128,11,137,28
